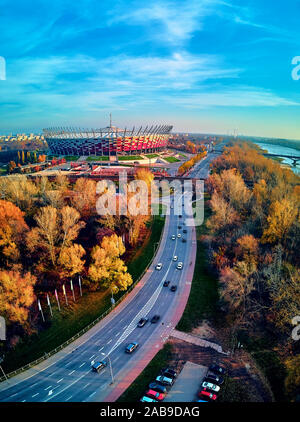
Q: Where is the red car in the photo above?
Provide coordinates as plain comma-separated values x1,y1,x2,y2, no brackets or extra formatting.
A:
198,389,217,401
146,389,165,401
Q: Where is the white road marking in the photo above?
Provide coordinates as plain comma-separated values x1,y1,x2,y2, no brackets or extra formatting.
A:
32,393,39,398
66,395,73,401
115,332,120,337
89,355,95,360
44,386,52,391
107,339,112,344
45,370,90,402
82,382,90,389
79,363,85,368
57,378,63,383
68,370,75,376
98,346,104,352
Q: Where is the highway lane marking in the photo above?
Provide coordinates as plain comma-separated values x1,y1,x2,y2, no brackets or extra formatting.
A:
28,382,38,389
89,354,95,360
22,400,26,402
115,332,120,336
68,370,75,375
98,347,104,352
66,395,73,401
79,363,86,368
32,393,39,398
84,391,97,401
107,339,112,344
44,370,90,402
44,386,52,391
57,378,63,383
82,382,90,390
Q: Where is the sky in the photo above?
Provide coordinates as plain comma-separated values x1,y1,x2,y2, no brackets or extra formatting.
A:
0,0,300,139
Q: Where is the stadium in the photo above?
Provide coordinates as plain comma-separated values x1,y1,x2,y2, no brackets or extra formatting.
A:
44,123,173,158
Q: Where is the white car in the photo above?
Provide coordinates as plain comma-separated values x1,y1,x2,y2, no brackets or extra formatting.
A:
173,256,178,262
140,396,157,402
156,375,173,386
201,381,220,392
177,233,181,238
176,262,183,270
156,263,163,271
171,235,176,240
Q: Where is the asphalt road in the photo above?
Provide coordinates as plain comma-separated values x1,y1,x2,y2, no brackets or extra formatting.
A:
0,150,217,403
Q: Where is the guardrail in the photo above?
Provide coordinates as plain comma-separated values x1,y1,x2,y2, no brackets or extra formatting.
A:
0,215,166,384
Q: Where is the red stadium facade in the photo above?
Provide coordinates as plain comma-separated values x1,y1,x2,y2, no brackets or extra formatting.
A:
44,124,173,157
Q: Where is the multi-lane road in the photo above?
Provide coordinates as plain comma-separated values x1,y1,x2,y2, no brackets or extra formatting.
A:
0,149,220,402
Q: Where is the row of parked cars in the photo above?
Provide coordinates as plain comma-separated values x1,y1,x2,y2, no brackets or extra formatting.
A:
140,367,178,402
197,364,227,402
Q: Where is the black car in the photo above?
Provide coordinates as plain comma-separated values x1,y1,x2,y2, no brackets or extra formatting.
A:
162,368,177,379
148,382,167,394
179,215,182,218
170,285,177,292
182,238,186,243
183,229,187,234
209,364,227,376
163,280,170,287
178,225,182,229
137,317,148,327
92,360,107,373
151,315,160,323
204,374,224,385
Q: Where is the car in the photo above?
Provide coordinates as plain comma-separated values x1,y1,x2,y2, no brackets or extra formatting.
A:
170,285,177,292
196,400,209,402
163,280,170,287
183,229,187,234
140,396,158,402
209,364,227,376
173,256,178,261
176,262,183,270
179,215,182,218
178,225,182,229
148,383,167,394
125,342,139,353
177,233,182,238
137,317,148,327
171,235,176,240
92,360,107,373
145,389,165,401
205,374,224,385
198,390,217,401
182,238,186,243
151,315,160,323
170,205,174,209
156,375,173,386
156,263,163,270
162,368,177,379
201,381,220,392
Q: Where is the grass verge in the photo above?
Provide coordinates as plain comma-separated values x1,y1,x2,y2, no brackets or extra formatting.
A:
176,201,219,332
86,156,109,161
117,343,173,402
164,156,180,163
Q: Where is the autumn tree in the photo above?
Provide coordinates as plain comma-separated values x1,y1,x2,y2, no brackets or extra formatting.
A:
0,269,36,331
70,178,97,218
0,200,28,266
88,234,132,293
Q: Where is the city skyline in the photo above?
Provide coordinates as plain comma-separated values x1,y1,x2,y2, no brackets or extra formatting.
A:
0,0,300,139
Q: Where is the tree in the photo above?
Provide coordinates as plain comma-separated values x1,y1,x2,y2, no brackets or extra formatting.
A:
0,200,28,265
70,178,97,218
261,198,299,244
0,269,36,331
88,234,132,292
58,243,86,277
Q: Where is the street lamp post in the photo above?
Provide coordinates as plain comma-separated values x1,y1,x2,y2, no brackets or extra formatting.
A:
101,353,114,384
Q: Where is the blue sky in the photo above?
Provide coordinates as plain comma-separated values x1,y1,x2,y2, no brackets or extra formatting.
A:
0,0,300,139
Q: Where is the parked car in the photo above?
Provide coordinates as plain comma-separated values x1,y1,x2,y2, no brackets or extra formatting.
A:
125,342,139,353
148,382,167,394
162,368,177,379
201,381,220,392
156,263,163,270
151,315,160,323
179,215,182,218
205,374,224,385
137,317,148,328
145,389,165,401
176,262,183,270
198,390,217,401
156,375,173,386
182,238,186,243
177,233,182,238
140,396,157,402
171,235,176,240
178,225,182,229
183,229,187,234
173,256,178,261
170,285,177,292
92,360,107,373
163,280,170,287
209,364,227,376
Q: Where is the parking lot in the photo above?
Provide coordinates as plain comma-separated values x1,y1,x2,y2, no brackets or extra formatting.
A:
164,361,207,402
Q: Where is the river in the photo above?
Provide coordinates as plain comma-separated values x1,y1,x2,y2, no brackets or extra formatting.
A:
254,142,300,175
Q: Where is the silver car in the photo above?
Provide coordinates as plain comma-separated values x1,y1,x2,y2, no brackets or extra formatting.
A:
201,381,220,392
